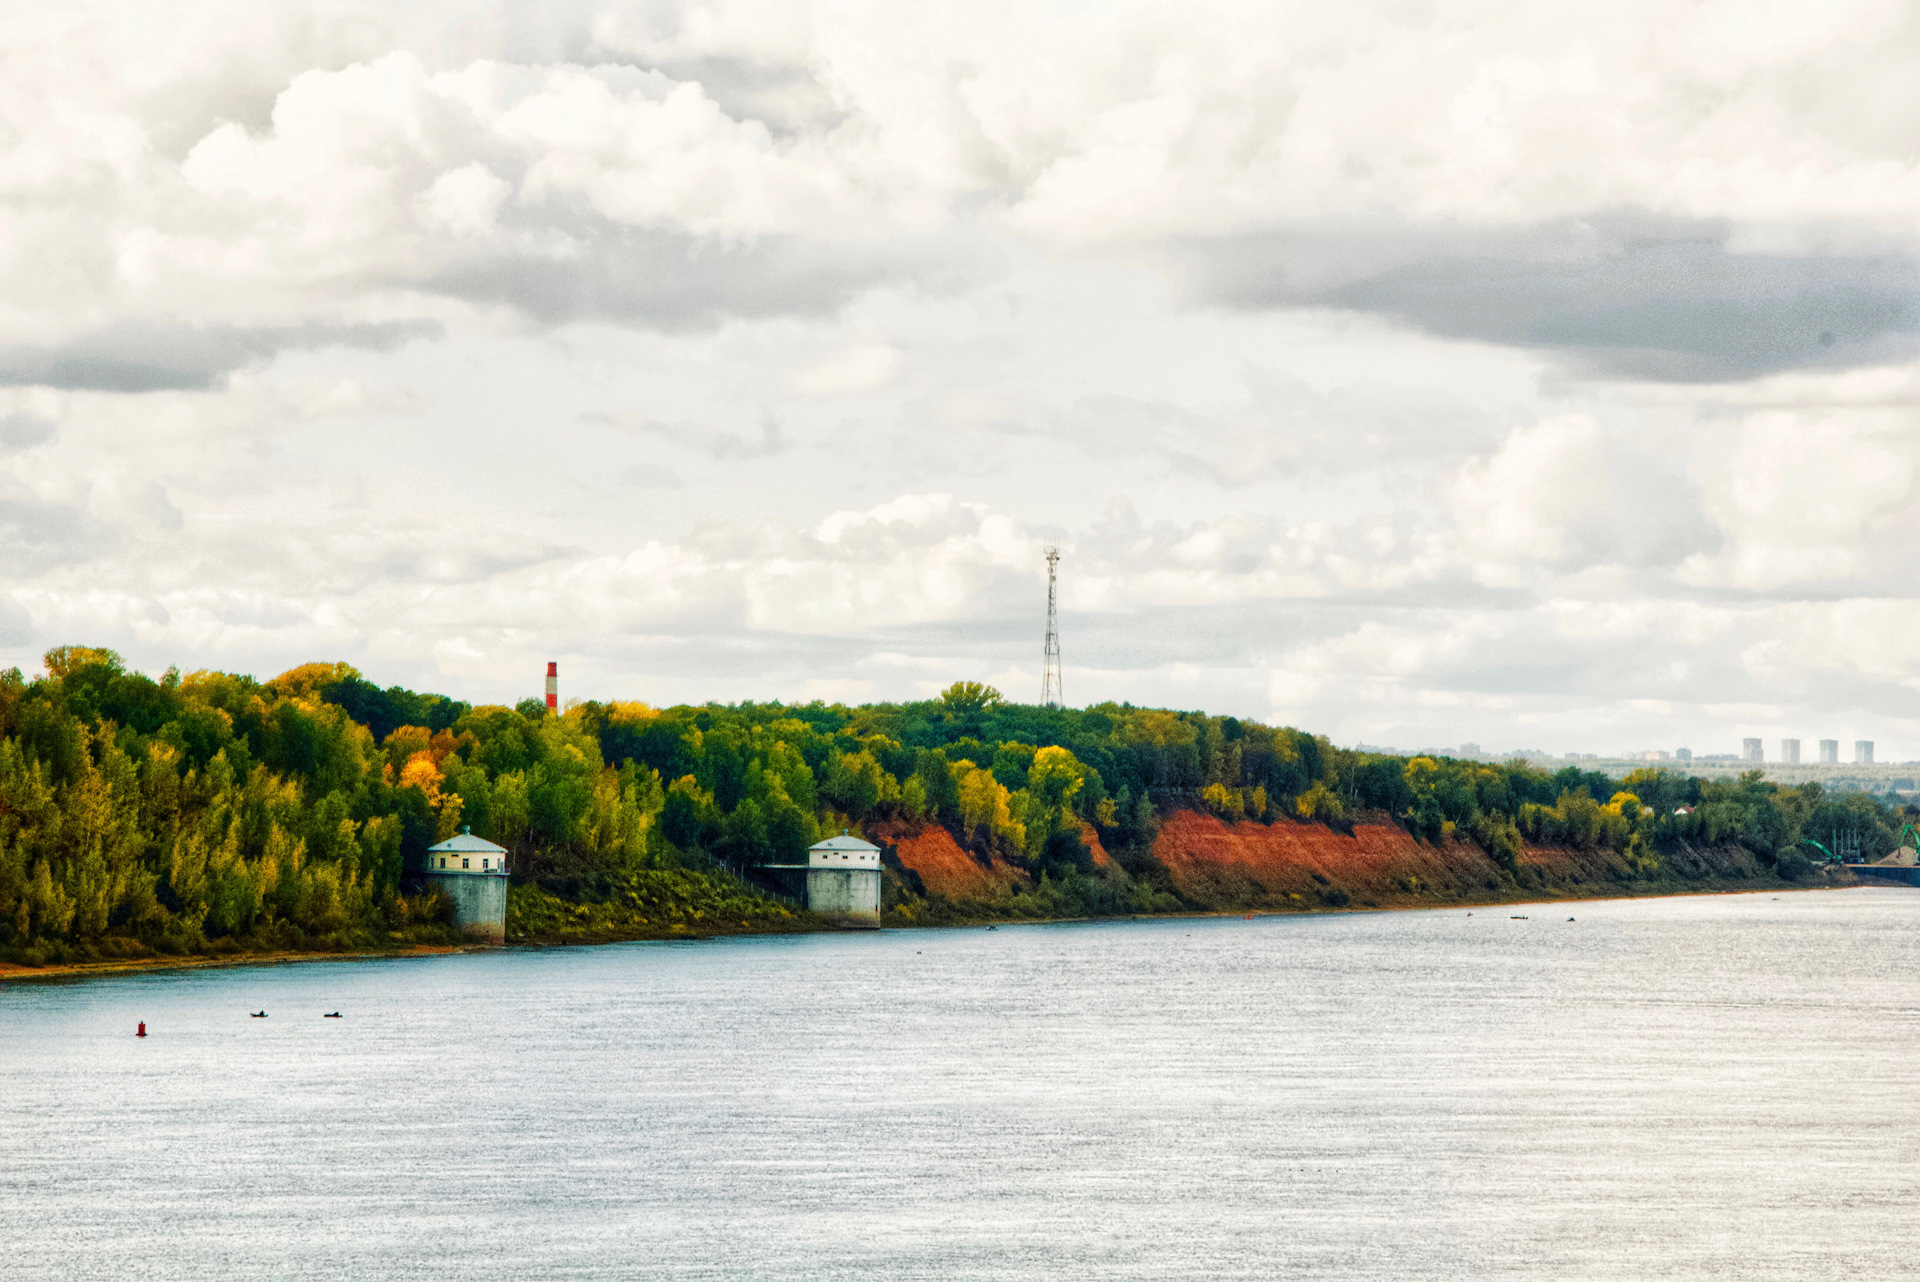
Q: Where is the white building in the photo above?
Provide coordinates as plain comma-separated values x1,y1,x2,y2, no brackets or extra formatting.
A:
771,833,882,926
423,828,509,942
1819,739,1840,763
1856,740,1875,764
1781,738,1800,764
1742,738,1763,763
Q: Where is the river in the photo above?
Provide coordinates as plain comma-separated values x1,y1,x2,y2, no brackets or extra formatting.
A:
4,888,1918,1279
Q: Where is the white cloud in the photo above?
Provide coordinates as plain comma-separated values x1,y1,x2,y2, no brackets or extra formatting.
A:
11,0,1920,757
1680,408,1920,589
13,0,1920,352
416,163,511,239
1448,415,1610,583
793,342,901,396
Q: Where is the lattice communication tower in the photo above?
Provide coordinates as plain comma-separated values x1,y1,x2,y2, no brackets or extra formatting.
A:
1041,546,1063,707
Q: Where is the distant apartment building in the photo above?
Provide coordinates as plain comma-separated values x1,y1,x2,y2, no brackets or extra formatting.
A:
1819,739,1839,763
1781,738,1800,763
1458,743,1481,759
1856,740,1875,764
1676,747,1692,762
1742,738,1763,763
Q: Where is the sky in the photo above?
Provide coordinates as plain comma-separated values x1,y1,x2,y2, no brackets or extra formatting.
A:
6,0,1920,759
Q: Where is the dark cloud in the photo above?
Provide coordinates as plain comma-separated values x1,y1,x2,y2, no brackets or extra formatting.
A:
1184,211,1920,382
1562,464,1724,570
429,222,927,331
0,413,56,452
0,320,441,392
0,497,114,573
0,594,29,646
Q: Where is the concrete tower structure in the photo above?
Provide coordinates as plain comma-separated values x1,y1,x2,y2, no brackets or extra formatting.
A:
1819,739,1839,763
1856,740,1875,764
1781,738,1800,763
769,834,882,926
545,661,558,711
424,827,509,942
1742,738,1763,763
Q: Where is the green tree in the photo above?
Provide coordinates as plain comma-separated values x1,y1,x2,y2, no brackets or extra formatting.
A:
939,682,1003,715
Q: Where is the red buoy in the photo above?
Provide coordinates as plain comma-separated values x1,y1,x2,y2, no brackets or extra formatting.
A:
136,1022,146,1037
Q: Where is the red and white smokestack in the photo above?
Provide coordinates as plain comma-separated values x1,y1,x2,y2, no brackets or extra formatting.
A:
545,661,558,711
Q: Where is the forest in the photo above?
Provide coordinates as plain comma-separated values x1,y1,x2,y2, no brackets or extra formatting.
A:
0,648,1908,966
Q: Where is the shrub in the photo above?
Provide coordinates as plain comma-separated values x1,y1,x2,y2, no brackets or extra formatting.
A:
1775,850,1815,882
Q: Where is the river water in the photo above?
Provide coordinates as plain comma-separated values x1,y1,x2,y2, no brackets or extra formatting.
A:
4,888,1918,1279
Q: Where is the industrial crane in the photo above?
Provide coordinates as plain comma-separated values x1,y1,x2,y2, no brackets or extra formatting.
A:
1799,837,1841,865
1808,823,1920,866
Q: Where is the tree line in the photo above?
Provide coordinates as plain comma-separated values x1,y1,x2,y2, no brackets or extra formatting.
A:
0,648,1905,964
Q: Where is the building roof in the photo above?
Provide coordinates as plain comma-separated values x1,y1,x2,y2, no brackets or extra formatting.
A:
428,827,508,854
810,833,880,853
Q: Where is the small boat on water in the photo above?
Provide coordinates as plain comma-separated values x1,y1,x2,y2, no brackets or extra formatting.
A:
1510,916,1528,920
323,1012,341,1018
250,1011,267,1018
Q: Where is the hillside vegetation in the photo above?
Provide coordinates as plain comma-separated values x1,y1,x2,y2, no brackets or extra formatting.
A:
0,650,1903,966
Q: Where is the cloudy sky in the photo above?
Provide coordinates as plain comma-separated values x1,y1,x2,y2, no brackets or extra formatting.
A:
6,0,1920,757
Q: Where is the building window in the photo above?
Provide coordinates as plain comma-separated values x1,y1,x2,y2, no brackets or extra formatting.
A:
482,858,488,870
438,857,445,868
463,858,470,869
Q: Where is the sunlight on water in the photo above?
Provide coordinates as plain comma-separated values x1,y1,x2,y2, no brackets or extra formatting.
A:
5,888,1919,1279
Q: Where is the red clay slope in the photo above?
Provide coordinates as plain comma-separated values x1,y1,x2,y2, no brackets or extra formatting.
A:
1150,808,1761,908
1151,808,1617,907
1080,821,1112,868
877,823,1026,899
883,808,1759,911
874,819,1109,900
1152,809,1487,905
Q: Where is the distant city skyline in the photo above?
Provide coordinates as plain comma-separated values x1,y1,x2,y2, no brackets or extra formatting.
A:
1357,737,1906,766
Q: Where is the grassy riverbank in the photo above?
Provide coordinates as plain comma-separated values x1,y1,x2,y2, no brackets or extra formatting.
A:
0,865,811,978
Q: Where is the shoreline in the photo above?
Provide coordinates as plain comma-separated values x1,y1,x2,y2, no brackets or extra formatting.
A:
954,876,1862,933
0,877,1872,984
0,943,482,985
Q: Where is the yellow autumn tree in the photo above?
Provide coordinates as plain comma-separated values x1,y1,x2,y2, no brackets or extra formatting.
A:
269,661,361,701
952,760,1025,853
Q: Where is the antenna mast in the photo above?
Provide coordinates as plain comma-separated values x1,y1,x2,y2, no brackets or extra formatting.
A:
1042,546,1063,707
